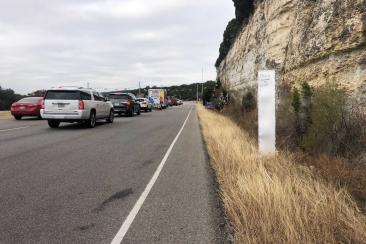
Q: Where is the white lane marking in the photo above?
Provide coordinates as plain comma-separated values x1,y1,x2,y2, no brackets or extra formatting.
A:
0,126,30,132
111,107,193,244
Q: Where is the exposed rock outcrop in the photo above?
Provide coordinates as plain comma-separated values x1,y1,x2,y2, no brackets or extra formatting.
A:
218,0,366,103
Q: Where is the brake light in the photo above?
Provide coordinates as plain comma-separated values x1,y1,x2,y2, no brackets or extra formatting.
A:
41,100,45,109
79,100,85,110
127,100,132,108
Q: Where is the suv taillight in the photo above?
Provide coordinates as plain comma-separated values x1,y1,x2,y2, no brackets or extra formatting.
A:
79,100,85,110
41,99,45,109
127,100,132,108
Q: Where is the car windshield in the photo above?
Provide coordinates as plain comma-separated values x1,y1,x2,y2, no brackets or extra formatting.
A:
45,90,81,100
109,94,130,100
18,97,41,103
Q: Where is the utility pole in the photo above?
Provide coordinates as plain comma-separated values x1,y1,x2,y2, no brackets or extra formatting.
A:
201,68,204,102
139,81,141,96
196,83,199,102
87,82,90,89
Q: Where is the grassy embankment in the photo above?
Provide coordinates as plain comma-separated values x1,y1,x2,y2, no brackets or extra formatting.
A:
197,104,366,244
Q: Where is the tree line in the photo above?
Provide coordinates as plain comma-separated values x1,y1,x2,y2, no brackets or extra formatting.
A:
0,86,46,110
112,81,216,102
0,81,217,111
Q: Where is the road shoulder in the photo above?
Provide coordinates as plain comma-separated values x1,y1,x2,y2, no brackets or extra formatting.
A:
121,106,230,243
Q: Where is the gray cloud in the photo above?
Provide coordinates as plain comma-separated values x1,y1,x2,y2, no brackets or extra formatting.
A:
0,0,234,94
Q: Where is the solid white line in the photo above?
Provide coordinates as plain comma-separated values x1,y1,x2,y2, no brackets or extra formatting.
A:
111,107,193,244
0,126,30,132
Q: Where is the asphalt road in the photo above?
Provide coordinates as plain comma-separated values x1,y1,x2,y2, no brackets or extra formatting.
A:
0,102,229,244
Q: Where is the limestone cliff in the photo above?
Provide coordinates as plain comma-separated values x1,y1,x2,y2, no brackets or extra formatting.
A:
218,0,366,104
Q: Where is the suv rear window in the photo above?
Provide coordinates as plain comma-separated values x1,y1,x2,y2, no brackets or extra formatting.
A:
137,98,145,102
45,91,81,100
108,94,130,100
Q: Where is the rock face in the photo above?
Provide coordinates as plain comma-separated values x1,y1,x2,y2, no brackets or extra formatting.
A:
218,0,366,101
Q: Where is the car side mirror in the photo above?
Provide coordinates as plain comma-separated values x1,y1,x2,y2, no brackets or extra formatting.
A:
104,97,110,102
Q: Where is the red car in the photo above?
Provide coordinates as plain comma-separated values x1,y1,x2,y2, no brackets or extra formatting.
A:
169,97,178,106
11,97,43,120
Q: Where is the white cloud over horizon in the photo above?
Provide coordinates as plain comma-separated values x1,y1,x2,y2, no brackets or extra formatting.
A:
0,0,234,94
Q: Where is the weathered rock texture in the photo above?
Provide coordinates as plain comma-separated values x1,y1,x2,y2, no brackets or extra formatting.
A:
218,0,366,102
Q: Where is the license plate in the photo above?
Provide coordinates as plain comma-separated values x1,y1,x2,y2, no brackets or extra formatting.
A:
114,103,120,106
19,106,25,110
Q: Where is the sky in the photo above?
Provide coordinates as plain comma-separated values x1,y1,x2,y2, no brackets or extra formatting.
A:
0,0,234,94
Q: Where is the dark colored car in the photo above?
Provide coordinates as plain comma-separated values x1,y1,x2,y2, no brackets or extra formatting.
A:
108,93,141,117
168,97,178,106
11,97,43,120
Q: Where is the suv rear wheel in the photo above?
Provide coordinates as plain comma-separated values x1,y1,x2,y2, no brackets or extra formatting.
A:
86,111,96,128
106,110,114,123
14,115,22,120
48,120,60,128
129,109,135,117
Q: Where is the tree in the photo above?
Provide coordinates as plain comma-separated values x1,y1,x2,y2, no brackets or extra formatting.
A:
232,0,255,23
215,19,241,67
28,90,47,97
0,86,24,110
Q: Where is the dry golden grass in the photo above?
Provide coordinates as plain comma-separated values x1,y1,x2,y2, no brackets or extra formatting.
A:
197,104,366,244
0,111,11,119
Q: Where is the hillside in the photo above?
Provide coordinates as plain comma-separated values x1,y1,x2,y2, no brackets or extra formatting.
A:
217,0,366,103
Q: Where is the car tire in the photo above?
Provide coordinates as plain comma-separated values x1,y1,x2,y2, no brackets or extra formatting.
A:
86,111,96,128
106,110,114,123
48,120,60,128
137,108,141,115
144,108,148,112
14,115,22,120
149,108,152,112
129,109,135,117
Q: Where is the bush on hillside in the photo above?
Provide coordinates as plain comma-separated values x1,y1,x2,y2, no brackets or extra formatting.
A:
242,90,256,112
215,19,242,67
232,0,255,22
302,82,347,154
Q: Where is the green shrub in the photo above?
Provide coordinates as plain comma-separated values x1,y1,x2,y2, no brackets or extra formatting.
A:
242,91,256,112
291,88,301,113
302,82,347,154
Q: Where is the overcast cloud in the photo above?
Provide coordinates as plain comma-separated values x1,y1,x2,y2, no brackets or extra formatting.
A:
0,0,234,94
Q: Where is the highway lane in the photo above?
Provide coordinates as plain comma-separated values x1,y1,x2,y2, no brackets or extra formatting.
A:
0,103,229,244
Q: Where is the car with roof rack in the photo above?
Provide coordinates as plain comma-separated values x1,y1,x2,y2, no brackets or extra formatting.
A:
40,86,114,128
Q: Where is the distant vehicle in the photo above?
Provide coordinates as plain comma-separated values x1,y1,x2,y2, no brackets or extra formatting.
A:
11,97,43,120
177,100,183,105
168,97,178,106
205,102,215,110
41,87,114,128
148,89,168,109
107,93,141,117
137,98,152,112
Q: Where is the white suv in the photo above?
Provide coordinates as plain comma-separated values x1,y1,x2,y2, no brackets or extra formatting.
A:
136,98,152,112
41,87,114,128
